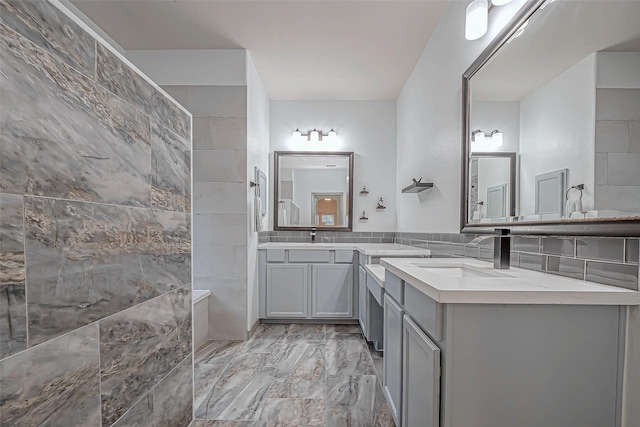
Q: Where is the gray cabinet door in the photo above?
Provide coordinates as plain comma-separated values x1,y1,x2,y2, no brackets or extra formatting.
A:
311,264,353,318
402,315,440,427
266,264,309,318
383,294,404,426
358,265,367,332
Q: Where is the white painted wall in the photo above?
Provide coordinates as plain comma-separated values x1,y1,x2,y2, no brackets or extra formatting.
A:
246,53,269,333
270,101,397,231
519,54,596,216
396,0,526,232
126,49,246,86
477,157,512,218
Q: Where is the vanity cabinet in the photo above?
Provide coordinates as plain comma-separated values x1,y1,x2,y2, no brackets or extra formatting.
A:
402,315,440,427
358,264,368,334
383,293,404,426
259,249,357,320
382,270,623,427
311,264,353,318
265,264,309,318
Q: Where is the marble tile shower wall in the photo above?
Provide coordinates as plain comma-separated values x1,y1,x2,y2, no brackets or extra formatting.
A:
0,1,192,426
164,85,249,341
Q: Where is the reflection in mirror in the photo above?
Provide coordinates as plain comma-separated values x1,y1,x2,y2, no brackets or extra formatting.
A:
466,0,640,227
274,152,354,230
469,153,516,223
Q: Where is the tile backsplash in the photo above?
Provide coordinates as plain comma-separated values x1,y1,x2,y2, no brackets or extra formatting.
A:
261,231,640,291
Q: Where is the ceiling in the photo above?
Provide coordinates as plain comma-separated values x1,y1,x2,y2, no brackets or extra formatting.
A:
70,0,450,100
473,0,640,101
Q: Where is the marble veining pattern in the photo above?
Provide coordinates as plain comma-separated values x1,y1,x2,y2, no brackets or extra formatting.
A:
0,0,96,77
96,43,191,140
24,196,190,345
0,192,26,358
0,323,101,426
151,122,191,212
99,286,192,426
194,324,394,426
0,22,152,206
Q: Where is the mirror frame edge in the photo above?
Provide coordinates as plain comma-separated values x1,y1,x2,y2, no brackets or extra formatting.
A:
273,151,355,231
459,0,640,237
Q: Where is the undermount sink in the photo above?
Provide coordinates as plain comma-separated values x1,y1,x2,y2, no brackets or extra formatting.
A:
412,264,507,278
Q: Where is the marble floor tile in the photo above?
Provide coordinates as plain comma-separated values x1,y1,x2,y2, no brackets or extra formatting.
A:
196,340,244,365
326,324,362,338
287,324,326,341
326,375,393,427
195,363,228,410
261,398,325,426
326,335,376,376
194,323,393,427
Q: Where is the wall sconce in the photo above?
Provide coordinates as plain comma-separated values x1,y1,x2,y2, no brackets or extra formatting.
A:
471,129,503,151
465,0,515,41
292,128,337,141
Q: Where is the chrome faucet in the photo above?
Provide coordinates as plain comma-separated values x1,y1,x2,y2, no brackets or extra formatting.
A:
310,227,316,243
469,228,511,270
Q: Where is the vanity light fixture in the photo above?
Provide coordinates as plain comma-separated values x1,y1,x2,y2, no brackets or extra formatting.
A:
491,0,512,6
292,128,337,141
465,0,488,41
471,129,503,151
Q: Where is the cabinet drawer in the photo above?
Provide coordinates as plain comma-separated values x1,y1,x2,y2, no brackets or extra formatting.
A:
288,250,330,263
335,250,354,263
266,249,285,262
404,284,443,341
385,271,404,305
366,273,384,306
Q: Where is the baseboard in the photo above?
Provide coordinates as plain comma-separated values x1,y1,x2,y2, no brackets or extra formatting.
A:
247,319,261,339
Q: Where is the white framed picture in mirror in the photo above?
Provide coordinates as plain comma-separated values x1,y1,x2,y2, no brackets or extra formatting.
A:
461,0,640,236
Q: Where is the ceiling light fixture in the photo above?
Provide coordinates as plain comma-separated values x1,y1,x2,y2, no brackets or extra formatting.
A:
292,128,337,141
465,0,488,41
491,0,512,6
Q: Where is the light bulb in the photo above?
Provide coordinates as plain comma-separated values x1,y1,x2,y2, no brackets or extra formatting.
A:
293,129,301,138
472,130,485,144
490,130,503,147
310,129,320,142
465,0,488,41
328,129,337,139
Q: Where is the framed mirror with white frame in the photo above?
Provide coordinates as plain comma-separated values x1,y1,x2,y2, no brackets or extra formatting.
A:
461,0,640,236
274,151,354,231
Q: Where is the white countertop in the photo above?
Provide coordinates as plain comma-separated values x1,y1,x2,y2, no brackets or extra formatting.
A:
364,264,386,287
380,258,639,306
258,242,430,257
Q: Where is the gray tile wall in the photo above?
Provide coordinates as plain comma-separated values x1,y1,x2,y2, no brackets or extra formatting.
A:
594,88,640,212
395,232,639,291
165,85,249,341
0,1,192,425
264,231,639,291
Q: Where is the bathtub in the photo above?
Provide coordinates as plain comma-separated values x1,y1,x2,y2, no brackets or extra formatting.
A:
193,290,211,351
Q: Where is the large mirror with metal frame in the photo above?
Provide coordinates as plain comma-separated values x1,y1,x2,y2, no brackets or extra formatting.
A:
461,0,640,236
274,151,354,231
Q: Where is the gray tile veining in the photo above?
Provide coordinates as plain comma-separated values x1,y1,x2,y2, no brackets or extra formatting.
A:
100,286,192,426
0,0,96,77
96,43,191,140
151,122,191,212
24,197,190,345
193,323,391,426
0,193,26,358
152,355,193,426
1,23,153,207
0,323,101,426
